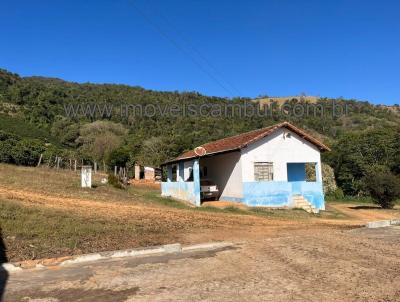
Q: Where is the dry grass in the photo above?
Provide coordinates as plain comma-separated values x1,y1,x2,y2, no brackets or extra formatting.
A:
0,164,306,261
1,163,396,262
0,164,151,205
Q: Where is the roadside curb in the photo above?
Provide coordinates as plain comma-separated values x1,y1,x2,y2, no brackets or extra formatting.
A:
0,241,233,273
366,219,400,229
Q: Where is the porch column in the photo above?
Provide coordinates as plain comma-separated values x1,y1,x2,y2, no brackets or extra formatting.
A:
193,159,201,206
167,165,172,182
178,161,184,182
316,162,322,183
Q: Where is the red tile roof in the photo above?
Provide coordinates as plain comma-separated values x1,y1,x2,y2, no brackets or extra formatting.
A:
164,122,330,164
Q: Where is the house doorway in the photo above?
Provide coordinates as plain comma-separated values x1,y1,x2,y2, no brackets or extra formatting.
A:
287,162,318,194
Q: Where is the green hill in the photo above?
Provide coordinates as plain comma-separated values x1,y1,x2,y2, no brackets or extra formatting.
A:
0,114,59,144
0,68,399,197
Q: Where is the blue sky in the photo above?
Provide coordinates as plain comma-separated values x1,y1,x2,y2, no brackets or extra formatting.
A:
1,0,399,105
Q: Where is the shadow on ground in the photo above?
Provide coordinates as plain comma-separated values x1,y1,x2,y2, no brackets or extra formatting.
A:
349,205,383,210
0,230,8,302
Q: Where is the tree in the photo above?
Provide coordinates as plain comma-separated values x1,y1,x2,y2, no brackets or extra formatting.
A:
76,121,128,168
107,147,131,168
391,130,400,175
323,127,398,196
136,136,178,167
364,172,400,209
51,118,80,147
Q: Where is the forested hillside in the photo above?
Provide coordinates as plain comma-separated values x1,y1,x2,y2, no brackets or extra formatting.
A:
0,68,399,197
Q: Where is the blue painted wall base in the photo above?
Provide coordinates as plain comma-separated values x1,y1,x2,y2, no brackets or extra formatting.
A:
162,179,324,209
161,181,197,204
242,181,324,210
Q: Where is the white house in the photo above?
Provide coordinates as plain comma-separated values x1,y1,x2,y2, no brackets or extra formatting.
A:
161,122,330,212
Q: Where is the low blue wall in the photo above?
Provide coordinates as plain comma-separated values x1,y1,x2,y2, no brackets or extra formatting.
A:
243,181,293,207
298,181,325,210
162,180,324,209
242,181,324,209
161,181,197,205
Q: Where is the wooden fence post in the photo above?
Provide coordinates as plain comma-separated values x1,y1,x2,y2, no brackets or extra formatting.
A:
37,154,43,167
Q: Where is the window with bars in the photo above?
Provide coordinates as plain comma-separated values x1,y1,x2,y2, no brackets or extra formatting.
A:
254,162,274,181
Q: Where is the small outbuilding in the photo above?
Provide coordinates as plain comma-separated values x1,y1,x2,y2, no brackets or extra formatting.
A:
161,122,330,212
134,164,161,182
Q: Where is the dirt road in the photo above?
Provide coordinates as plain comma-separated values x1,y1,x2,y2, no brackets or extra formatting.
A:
3,226,400,302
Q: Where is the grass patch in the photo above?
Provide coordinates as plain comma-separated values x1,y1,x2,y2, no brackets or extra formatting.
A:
248,207,314,219
0,198,173,262
133,187,190,209
213,206,250,215
316,206,349,219
327,195,400,208
326,195,374,204
198,205,251,215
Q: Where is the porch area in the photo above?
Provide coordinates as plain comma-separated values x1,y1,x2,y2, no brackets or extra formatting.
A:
161,159,201,206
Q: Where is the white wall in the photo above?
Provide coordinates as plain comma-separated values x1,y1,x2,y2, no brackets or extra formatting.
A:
200,151,243,198
183,160,194,181
241,128,322,182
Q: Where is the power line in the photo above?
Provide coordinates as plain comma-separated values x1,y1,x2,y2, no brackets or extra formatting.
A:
130,1,236,97
149,3,242,96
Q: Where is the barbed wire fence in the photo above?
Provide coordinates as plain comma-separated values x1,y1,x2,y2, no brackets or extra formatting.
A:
35,153,132,180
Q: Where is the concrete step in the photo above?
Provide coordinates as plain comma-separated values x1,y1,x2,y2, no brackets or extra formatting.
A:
294,203,311,207
293,198,308,202
292,195,319,214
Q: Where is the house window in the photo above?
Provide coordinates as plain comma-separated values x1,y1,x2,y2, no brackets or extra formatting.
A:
254,162,274,181
305,163,317,182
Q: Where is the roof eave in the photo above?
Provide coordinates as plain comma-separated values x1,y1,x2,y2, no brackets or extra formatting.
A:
161,147,241,166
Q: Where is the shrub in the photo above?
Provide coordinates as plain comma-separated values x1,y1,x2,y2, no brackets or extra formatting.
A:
0,141,15,163
11,139,45,166
333,188,344,200
0,131,20,164
107,174,125,189
364,172,400,209
322,163,337,195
